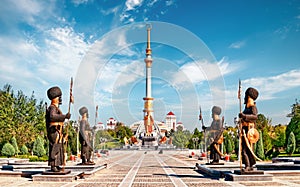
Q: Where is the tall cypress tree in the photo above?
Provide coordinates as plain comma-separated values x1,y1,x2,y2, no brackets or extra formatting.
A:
287,131,296,156
10,136,19,156
256,130,265,160
33,136,46,157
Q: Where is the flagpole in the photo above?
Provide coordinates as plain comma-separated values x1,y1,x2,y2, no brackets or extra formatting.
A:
199,105,208,163
238,79,242,171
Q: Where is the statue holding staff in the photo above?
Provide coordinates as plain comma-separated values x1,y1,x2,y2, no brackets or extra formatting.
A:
238,85,261,172
46,86,71,172
79,106,95,165
207,106,224,164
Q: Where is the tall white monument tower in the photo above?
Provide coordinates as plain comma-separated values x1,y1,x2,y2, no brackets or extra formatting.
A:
143,24,154,136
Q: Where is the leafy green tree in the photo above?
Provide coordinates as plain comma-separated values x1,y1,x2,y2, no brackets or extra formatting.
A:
286,100,300,151
256,114,272,153
224,133,233,154
0,85,46,152
95,130,114,150
255,130,265,160
20,144,29,155
10,136,19,156
66,121,78,155
286,115,300,151
103,122,133,145
272,124,286,148
0,85,15,148
107,129,116,138
287,131,296,155
33,136,46,157
1,142,15,157
176,125,183,132
172,130,191,149
187,128,202,149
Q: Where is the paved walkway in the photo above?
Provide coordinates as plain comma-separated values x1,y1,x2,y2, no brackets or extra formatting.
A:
1,150,300,186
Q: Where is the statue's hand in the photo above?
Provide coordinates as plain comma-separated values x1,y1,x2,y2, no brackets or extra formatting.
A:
65,113,71,119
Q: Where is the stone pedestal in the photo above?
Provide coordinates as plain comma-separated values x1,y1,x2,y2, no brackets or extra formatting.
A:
234,169,264,175
225,170,272,181
142,136,158,147
205,162,224,165
33,172,81,182
42,169,71,175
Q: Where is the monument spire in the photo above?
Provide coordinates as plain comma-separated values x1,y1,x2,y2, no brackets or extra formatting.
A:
143,24,154,136
146,24,152,56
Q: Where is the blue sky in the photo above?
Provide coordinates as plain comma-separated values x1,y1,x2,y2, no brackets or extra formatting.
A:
0,0,300,131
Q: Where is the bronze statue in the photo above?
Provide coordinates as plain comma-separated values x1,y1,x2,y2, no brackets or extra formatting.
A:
79,106,94,165
207,106,224,164
46,86,71,172
239,87,260,172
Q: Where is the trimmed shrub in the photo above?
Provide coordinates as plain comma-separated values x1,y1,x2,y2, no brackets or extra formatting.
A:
29,155,39,162
1,143,15,157
10,137,19,155
32,136,46,157
287,131,296,156
20,144,29,155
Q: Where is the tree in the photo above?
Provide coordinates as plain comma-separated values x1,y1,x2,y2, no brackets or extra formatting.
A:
0,85,15,148
286,115,300,151
272,124,286,148
66,121,77,155
176,125,183,132
10,136,19,156
106,123,133,144
286,131,296,156
256,114,273,153
0,85,46,152
187,128,202,149
172,130,191,149
95,130,113,150
33,136,46,157
1,142,15,157
223,133,233,154
255,130,265,160
286,100,300,151
20,144,29,155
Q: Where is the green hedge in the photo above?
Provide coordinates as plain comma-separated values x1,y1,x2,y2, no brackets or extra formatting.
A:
15,155,48,162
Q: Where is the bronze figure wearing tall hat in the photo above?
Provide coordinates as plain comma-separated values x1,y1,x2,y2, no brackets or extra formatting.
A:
46,86,71,172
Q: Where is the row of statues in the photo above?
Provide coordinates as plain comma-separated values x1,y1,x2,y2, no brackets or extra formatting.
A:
45,83,260,173
46,86,94,172
205,87,260,172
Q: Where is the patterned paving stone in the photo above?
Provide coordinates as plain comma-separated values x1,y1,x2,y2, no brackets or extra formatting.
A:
2,150,300,186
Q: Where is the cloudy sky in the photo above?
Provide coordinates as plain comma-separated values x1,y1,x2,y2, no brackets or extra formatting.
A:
0,0,300,131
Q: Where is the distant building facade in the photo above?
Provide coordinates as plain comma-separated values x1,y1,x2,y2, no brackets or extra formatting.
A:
165,111,176,131
165,111,184,131
106,117,117,130
97,122,104,130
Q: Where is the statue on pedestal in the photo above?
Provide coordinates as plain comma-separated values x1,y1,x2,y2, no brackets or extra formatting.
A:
207,106,224,164
79,107,94,165
239,87,260,172
46,86,71,172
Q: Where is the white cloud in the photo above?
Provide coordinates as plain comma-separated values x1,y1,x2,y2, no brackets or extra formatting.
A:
170,57,241,88
125,0,144,11
243,69,300,101
101,6,120,16
166,0,175,6
72,0,88,6
229,40,246,49
0,0,56,28
37,26,90,80
0,35,41,83
96,60,144,94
